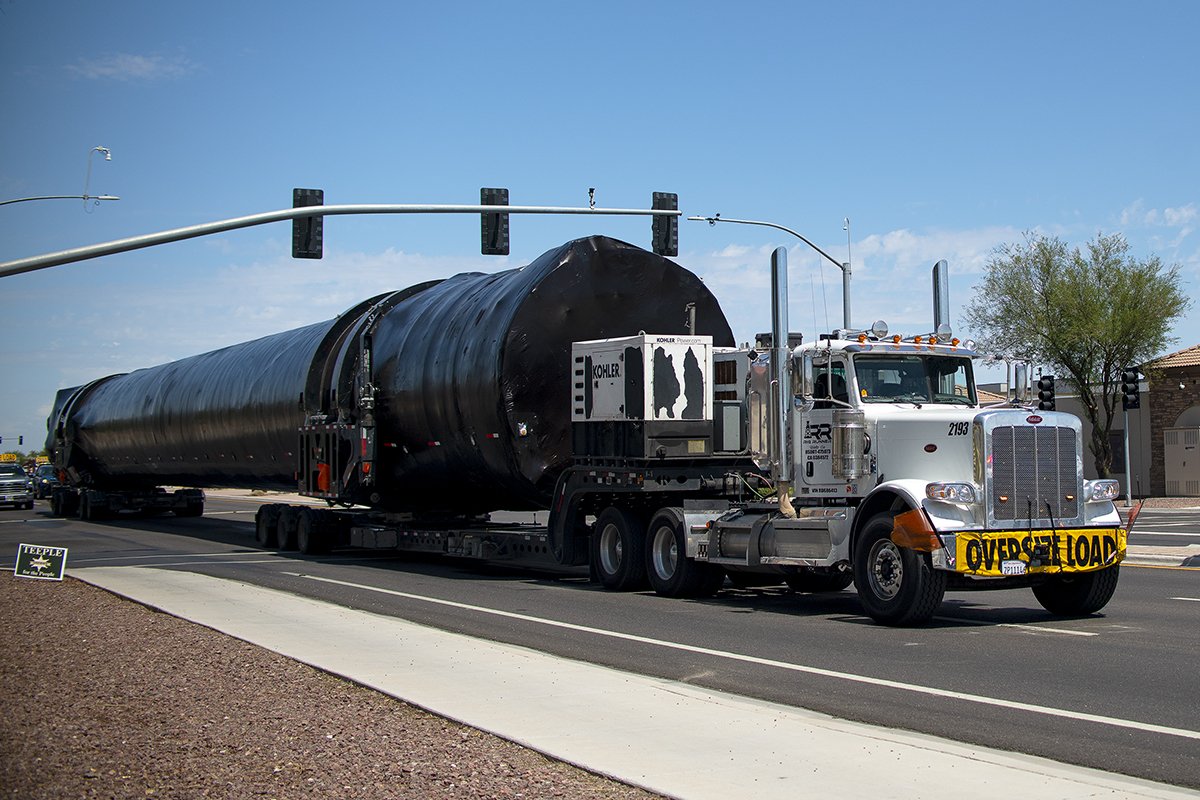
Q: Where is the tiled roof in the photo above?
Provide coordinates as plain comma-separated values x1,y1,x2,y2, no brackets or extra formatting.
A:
1145,344,1200,370
977,388,1006,402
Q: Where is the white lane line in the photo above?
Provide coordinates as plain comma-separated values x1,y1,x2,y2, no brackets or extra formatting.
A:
1130,531,1200,538
72,551,270,563
1172,597,1200,602
288,572,1200,742
125,559,282,567
998,624,1097,637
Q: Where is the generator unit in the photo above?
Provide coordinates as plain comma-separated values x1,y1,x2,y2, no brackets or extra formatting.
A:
572,334,718,460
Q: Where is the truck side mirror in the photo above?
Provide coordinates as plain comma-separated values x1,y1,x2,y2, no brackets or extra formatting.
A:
798,353,815,398
1013,362,1029,404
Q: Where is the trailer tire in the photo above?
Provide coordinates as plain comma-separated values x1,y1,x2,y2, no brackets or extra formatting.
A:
1032,566,1120,616
79,492,107,522
276,506,300,550
785,570,854,593
592,506,648,591
50,490,63,517
255,504,281,548
853,512,945,626
645,507,725,598
296,508,332,555
61,490,79,518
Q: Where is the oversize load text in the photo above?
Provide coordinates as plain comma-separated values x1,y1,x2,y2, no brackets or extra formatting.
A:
954,529,1125,575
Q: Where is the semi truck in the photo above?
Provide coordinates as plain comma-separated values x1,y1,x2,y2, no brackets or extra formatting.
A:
46,235,1128,625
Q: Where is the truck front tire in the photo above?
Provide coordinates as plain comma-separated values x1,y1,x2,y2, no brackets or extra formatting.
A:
853,512,945,626
1032,566,1120,616
645,507,725,598
591,506,648,591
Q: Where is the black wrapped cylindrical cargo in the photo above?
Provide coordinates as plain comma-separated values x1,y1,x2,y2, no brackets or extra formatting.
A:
49,236,734,513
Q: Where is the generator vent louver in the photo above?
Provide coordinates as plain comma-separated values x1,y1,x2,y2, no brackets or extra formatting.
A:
989,424,1079,523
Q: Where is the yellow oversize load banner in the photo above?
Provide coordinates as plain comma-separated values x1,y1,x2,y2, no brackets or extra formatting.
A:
954,529,1126,577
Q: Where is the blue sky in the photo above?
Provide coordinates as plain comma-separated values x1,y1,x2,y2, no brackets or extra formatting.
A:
2,1,1197,450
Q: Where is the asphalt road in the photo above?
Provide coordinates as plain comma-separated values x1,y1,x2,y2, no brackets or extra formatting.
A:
1127,507,1200,548
4,495,1199,790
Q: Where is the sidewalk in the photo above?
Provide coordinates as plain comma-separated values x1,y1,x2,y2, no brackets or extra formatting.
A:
71,565,1200,800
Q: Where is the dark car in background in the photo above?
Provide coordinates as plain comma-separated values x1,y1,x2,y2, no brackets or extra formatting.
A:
0,462,34,510
32,464,60,500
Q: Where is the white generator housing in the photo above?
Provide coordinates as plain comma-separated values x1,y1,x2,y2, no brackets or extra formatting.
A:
572,335,714,423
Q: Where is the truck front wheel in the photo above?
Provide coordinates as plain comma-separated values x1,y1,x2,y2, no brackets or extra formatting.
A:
645,507,725,598
853,512,945,626
1032,566,1120,616
591,506,648,591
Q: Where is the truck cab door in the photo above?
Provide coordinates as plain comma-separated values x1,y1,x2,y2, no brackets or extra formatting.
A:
799,358,848,490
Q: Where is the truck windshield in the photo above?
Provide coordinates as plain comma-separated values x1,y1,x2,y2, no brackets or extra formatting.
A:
854,355,976,405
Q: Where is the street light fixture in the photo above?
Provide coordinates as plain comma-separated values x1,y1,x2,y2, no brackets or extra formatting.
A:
0,146,120,208
688,214,853,330
83,146,113,211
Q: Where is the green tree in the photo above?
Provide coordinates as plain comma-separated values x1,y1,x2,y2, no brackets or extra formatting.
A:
963,232,1191,477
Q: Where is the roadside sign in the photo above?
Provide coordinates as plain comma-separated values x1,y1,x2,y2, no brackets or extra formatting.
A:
14,543,68,581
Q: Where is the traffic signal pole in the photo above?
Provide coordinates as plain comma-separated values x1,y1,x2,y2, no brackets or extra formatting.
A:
1123,405,1133,508
0,196,682,279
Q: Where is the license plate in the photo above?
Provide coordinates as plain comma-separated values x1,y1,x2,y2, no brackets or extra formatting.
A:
954,529,1125,576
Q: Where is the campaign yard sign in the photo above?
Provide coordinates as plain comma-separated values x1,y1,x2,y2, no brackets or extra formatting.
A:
14,543,68,581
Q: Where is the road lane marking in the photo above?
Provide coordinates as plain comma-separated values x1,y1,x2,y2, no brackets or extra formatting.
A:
72,551,269,563
1172,597,1200,602
288,572,1200,743
997,624,1097,637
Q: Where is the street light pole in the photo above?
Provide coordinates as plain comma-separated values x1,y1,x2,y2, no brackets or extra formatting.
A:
688,214,853,330
0,194,120,207
83,146,113,211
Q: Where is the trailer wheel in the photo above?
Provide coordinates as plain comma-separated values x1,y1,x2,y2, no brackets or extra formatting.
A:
50,490,63,517
275,506,300,550
853,512,945,626
1032,566,1120,616
79,492,107,522
591,506,648,591
645,507,725,598
296,508,332,555
255,504,281,548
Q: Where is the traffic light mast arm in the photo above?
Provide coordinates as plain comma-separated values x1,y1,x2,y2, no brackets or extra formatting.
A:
0,202,684,278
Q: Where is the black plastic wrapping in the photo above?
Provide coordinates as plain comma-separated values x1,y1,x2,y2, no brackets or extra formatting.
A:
49,236,734,512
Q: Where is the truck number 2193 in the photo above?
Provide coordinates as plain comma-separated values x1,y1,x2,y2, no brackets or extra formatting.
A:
947,421,970,436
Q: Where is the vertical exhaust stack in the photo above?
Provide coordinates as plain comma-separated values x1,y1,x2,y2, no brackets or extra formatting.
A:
932,259,950,333
770,247,796,518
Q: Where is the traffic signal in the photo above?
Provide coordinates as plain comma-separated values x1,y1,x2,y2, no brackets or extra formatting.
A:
1121,368,1140,411
480,187,510,255
1036,375,1055,411
651,192,678,257
292,188,324,259
17,436,22,446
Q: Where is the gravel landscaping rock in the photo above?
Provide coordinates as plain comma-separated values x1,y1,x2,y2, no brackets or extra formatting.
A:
0,575,661,800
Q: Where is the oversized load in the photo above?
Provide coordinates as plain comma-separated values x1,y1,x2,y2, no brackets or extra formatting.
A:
47,236,734,514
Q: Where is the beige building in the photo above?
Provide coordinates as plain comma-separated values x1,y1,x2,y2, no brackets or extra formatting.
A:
1145,344,1200,497
979,344,1200,498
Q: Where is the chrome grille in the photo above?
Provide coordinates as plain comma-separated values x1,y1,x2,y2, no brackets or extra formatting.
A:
990,424,1079,522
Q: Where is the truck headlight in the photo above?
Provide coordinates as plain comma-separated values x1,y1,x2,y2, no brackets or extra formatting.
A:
1086,479,1120,502
926,482,977,504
